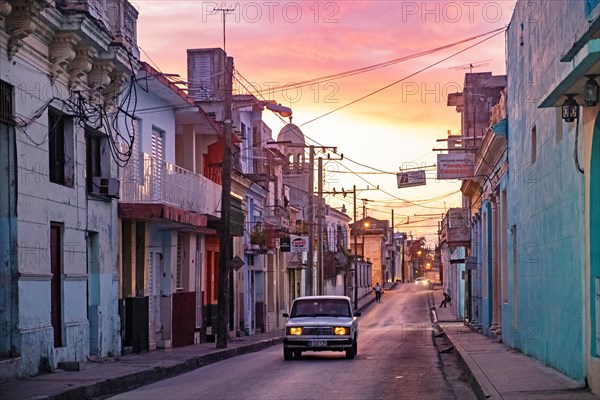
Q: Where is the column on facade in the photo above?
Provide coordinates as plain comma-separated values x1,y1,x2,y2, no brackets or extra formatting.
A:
490,193,501,336
476,213,483,329
471,213,480,327
481,203,489,319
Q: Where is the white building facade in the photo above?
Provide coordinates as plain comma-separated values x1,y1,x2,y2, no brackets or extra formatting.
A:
0,0,138,378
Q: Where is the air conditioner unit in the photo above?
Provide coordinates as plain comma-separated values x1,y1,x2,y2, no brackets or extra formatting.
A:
92,177,120,198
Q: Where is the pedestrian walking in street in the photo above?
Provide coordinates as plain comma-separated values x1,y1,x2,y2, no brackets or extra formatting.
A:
440,292,451,308
374,283,382,302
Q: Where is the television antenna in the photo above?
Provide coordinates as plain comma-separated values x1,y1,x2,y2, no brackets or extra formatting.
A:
449,59,492,73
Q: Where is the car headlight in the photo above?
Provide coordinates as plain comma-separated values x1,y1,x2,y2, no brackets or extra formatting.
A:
288,327,302,336
334,327,350,335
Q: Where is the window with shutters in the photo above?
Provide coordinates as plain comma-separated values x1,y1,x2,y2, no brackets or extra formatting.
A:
48,108,75,187
191,53,217,101
131,118,143,182
0,80,12,124
85,128,110,193
150,127,165,200
151,127,164,160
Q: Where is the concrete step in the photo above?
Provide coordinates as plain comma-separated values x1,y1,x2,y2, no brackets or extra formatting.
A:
0,357,21,383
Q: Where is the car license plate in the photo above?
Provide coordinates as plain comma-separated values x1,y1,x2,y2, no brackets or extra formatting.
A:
310,340,327,347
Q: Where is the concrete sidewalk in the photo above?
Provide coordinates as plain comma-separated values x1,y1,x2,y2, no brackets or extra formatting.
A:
0,292,379,400
430,289,600,399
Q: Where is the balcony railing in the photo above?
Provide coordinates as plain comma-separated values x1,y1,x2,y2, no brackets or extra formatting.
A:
58,0,110,27
107,0,139,58
121,153,221,216
56,0,139,58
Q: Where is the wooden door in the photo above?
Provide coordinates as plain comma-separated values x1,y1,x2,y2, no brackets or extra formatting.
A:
50,224,62,347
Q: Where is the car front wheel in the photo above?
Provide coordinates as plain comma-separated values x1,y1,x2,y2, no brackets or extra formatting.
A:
345,340,357,359
284,347,293,360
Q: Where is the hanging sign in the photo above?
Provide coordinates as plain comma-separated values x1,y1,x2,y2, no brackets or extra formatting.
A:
397,170,426,188
290,235,309,253
279,237,291,252
437,153,475,179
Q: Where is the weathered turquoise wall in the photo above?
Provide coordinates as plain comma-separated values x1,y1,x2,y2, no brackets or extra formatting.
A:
505,0,587,381
481,202,492,336
590,115,600,357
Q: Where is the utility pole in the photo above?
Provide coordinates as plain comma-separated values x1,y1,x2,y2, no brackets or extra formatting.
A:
306,145,314,296
303,145,338,296
362,199,368,259
317,156,323,295
324,186,377,309
353,185,358,310
216,56,233,349
391,209,395,283
316,152,343,295
401,233,406,283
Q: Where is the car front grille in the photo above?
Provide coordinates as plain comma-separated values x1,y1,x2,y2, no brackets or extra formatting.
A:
302,327,332,336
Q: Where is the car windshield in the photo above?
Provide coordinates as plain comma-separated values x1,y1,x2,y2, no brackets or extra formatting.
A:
291,299,351,318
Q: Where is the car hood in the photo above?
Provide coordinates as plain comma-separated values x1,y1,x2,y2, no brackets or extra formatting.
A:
286,317,354,326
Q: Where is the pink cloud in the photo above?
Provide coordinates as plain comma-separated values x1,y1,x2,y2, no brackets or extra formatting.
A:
134,0,513,238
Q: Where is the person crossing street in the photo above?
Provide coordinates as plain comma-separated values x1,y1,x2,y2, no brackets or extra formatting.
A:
374,283,382,302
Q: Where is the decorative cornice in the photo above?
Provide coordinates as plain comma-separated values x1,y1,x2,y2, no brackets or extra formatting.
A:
0,0,13,22
88,58,113,92
63,273,88,281
103,70,128,109
49,31,80,84
18,272,52,281
5,0,40,60
68,44,96,90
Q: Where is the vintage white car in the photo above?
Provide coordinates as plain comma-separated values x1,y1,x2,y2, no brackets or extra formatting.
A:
282,295,360,360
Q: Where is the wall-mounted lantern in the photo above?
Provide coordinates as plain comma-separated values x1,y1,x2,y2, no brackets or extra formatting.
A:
562,94,579,122
584,74,600,106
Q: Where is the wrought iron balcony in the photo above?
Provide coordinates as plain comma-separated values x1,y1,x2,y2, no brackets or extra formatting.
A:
121,153,221,216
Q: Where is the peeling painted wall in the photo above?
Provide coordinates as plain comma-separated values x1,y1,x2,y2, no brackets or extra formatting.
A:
505,0,588,381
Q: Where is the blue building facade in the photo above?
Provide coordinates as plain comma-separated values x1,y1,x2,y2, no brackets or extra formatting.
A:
505,0,596,383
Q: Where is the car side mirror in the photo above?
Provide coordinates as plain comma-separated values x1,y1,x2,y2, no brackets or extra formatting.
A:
283,313,289,318
354,312,361,317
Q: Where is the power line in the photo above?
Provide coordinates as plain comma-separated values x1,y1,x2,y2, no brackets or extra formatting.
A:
297,28,506,128
250,28,505,96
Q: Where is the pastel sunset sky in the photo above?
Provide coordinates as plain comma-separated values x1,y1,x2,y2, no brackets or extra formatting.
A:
134,0,516,242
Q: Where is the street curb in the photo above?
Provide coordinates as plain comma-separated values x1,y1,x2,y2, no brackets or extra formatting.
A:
43,337,283,400
447,334,502,400
427,291,501,400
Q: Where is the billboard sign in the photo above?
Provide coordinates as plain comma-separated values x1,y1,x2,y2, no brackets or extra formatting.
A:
279,237,291,252
397,170,427,188
437,153,475,180
290,235,309,253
